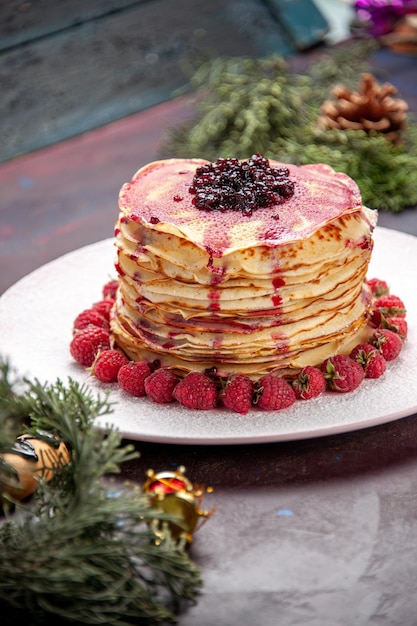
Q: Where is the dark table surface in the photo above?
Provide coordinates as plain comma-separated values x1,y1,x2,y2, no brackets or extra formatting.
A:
1,44,417,626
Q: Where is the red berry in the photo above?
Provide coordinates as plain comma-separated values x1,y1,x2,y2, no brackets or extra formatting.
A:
255,375,296,411
370,329,403,361
350,342,375,365
292,366,326,400
144,368,179,404
350,343,386,379
173,372,218,410
365,352,387,379
368,308,383,328
366,278,389,297
368,308,408,340
70,327,111,367
321,355,364,393
73,308,109,333
117,361,152,397
93,349,129,383
92,299,114,320
386,316,408,340
102,280,119,300
374,294,406,318
221,374,254,414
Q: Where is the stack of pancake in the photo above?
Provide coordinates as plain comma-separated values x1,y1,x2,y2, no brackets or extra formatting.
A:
110,158,377,378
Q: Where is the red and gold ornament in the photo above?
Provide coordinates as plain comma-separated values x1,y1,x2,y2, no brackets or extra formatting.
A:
143,466,214,543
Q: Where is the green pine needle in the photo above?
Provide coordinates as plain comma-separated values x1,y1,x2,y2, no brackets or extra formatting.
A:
161,41,417,212
0,359,202,625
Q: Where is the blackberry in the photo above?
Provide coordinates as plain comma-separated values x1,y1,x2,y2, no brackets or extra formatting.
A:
189,153,295,215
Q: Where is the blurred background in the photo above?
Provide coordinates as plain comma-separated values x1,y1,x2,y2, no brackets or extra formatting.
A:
0,0,355,164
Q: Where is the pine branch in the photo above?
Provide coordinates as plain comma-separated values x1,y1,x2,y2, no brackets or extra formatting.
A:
0,359,202,625
160,41,417,212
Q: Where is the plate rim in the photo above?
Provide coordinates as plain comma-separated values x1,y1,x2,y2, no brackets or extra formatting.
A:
1,226,416,445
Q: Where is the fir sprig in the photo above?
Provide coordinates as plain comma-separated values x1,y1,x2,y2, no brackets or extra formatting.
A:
161,41,417,212
0,360,202,625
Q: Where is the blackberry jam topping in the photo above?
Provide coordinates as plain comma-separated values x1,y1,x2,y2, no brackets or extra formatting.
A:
189,154,295,216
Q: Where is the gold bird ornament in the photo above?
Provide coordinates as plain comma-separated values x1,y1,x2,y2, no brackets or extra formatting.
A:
143,466,214,543
0,434,70,502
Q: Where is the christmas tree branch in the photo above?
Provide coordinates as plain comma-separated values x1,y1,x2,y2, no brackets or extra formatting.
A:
161,41,417,212
0,359,202,625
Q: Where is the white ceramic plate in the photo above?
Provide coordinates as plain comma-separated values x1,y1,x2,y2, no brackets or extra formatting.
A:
1,227,416,445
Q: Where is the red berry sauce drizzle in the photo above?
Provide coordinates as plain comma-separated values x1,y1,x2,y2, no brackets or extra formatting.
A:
69,274,408,414
189,154,295,216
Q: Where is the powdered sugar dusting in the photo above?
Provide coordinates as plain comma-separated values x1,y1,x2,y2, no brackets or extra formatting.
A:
0,227,416,444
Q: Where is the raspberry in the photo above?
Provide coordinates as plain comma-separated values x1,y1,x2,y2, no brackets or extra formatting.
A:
144,368,179,404
102,280,119,300
173,372,218,410
321,355,364,393
350,343,386,379
220,374,254,414
369,309,408,341
368,308,383,328
370,329,403,361
73,308,109,333
365,352,387,379
292,366,326,400
93,349,129,383
117,361,152,397
350,342,375,365
366,278,389,297
386,316,408,340
70,327,111,367
255,375,296,411
92,299,115,320
374,294,406,318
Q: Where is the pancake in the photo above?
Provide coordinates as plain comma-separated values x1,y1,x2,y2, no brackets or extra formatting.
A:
110,157,377,378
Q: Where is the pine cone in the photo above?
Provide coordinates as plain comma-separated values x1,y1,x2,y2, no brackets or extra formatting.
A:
318,73,408,144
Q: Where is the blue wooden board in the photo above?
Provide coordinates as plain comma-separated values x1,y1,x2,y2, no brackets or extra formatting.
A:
0,0,328,163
